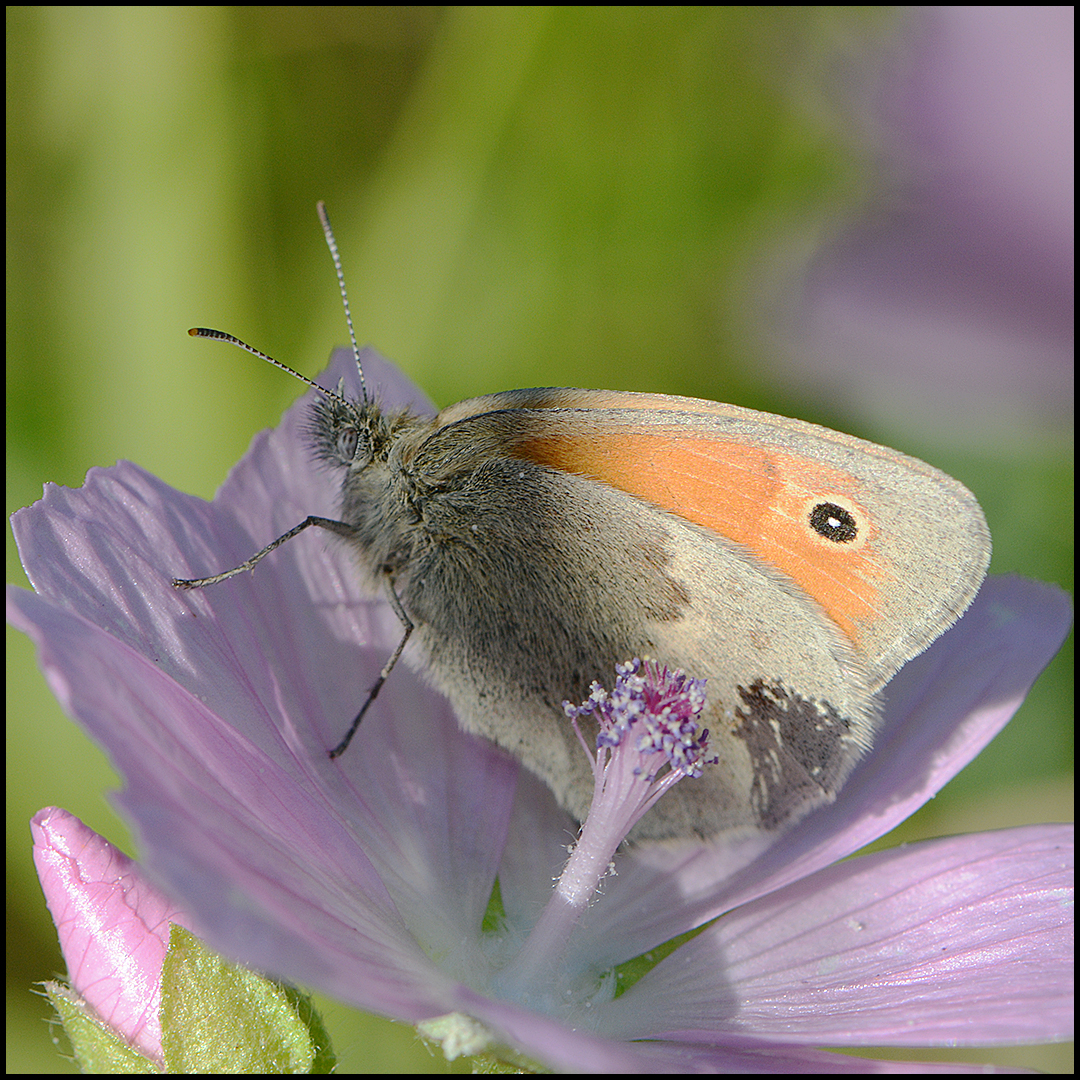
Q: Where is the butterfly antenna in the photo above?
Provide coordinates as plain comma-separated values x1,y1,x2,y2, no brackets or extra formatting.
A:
317,200,368,403
186,328,349,406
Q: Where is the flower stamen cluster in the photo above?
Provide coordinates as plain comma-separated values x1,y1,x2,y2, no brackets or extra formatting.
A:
495,661,713,1005
566,658,713,811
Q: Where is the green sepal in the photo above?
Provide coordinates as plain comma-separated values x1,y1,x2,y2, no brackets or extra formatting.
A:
158,924,335,1073
42,980,159,1073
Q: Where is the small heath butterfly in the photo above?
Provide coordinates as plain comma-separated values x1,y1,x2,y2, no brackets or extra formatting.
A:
176,204,991,842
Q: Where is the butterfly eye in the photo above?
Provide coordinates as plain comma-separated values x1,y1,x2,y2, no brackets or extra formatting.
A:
337,427,359,462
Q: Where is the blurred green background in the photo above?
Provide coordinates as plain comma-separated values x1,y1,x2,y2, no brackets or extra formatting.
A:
8,8,1071,1072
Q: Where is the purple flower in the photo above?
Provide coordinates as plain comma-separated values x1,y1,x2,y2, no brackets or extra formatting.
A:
9,349,1072,1070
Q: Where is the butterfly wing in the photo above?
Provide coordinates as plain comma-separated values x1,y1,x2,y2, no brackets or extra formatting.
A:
402,389,989,840
432,388,990,691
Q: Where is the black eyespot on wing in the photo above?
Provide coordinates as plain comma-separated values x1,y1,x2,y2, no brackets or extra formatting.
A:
809,502,858,543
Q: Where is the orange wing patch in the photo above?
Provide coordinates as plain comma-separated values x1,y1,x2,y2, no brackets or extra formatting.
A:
516,432,889,645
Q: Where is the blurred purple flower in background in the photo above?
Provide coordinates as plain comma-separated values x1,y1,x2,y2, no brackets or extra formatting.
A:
771,6,1072,439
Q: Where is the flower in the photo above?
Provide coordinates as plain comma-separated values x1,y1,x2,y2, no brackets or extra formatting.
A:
32,807,333,1072
31,806,194,1067
9,349,1073,1070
